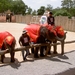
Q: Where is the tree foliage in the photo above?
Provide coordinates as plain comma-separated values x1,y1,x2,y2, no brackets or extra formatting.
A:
37,6,45,15
0,0,75,16
46,4,53,11
61,0,73,9
0,0,29,15
0,0,13,12
26,7,32,15
54,9,72,18
61,0,75,16
32,10,37,15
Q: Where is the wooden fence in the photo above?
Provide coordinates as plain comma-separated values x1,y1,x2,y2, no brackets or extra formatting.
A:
55,16,75,32
0,15,16,22
0,40,75,55
0,15,75,32
15,15,75,32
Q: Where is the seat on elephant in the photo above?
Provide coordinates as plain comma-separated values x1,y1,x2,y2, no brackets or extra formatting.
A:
23,24,41,43
24,24,65,43
43,24,65,38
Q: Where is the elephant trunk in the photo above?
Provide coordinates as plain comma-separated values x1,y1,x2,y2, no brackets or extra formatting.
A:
0,49,8,55
55,32,67,41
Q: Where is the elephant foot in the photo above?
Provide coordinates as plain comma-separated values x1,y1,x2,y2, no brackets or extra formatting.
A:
34,55,39,58
48,51,51,55
53,51,58,54
40,54,45,57
1,55,5,63
11,59,15,63
61,52,64,55
1,60,4,63
31,48,34,54
23,57,27,61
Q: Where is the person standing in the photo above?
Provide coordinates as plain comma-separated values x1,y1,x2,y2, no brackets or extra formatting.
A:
19,30,30,61
47,11,55,26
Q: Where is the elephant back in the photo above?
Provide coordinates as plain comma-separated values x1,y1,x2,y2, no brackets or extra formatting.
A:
0,31,14,48
24,24,41,43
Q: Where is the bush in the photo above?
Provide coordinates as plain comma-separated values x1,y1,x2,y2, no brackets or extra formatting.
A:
54,10,72,18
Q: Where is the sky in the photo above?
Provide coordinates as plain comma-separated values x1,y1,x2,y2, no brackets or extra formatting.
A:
22,0,62,10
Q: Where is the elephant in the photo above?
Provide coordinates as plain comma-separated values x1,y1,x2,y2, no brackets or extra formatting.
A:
23,24,66,58
0,31,16,63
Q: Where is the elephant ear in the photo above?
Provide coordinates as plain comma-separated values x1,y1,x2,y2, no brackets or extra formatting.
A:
55,26,65,38
5,36,15,45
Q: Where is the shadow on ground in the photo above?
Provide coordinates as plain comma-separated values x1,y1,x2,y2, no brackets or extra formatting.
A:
0,50,75,70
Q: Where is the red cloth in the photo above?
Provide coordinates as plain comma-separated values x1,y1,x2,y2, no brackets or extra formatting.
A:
55,26,64,37
43,24,57,36
5,36,15,45
24,24,65,42
0,31,15,48
24,24,40,43
43,24,64,37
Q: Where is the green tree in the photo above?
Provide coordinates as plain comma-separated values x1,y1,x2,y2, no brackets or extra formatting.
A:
0,0,13,12
61,0,73,9
12,0,28,15
0,0,28,15
54,9,72,18
37,6,45,15
72,0,75,8
46,4,53,11
32,10,37,15
26,7,32,14
61,0,75,16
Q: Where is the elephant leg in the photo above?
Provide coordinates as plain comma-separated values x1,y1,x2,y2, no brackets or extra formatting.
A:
40,46,45,57
31,48,34,54
34,47,39,58
10,50,15,62
53,41,57,54
47,46,51,55
61,40,64,55
30,42,34,54
1,54,5,63
45,45,51,56
1,43,5,63
47,41,52,55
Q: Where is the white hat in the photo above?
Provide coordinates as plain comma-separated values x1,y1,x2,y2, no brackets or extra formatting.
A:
22,30,27,34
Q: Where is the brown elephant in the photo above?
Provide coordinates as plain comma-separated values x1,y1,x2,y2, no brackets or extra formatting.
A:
23,24,66,58
0,31,16,63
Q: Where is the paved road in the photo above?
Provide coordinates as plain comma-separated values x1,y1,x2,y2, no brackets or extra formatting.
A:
0,23,75,75
0,51,75,75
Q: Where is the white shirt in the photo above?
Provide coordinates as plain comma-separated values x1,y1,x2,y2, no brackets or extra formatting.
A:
24,37,28,43
40,16,47,24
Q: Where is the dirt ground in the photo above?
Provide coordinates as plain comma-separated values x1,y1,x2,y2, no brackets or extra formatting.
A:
0,23,75,65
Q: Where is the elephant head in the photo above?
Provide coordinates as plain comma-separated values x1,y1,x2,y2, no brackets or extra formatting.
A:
0,31,16,63
45,25,67,55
